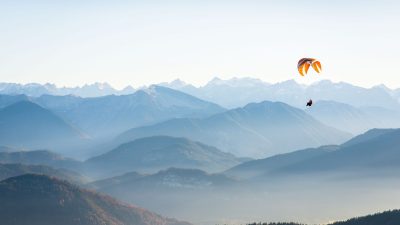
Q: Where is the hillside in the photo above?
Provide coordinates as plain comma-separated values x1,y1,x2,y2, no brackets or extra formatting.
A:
0,101,86,150
85,136,243,177
262,128,400,177
116,101,351,157
224,128,400,181
0,150,82,170
91,168,235,192
0,163,86,184
0,174,190,225
225,145,339,179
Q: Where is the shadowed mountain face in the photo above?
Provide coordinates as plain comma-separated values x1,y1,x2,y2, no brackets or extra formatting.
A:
0,101,86,150
0,164,86,184
85,136,244,178
35,86,225,137
0,94,30,108
0,174,191,225
116,101,351,158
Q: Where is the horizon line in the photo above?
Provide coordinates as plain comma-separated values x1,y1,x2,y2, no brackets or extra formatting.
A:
0,77,398,91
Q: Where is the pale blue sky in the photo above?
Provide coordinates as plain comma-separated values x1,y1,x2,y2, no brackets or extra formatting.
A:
1,0,399,88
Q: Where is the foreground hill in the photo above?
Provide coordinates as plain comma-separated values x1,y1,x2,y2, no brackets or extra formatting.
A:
247,210,400,225
0,101,87,150
36,86,225,137
330,210,400,225
85,136,244,177
0,174,191,225
0,164,86,184
116,101,351,157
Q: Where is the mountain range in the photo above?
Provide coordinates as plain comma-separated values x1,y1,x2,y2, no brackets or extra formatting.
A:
3,78,400,110
1,85,224,138
0,82,136,97
115,101,351,157
0,174,190,225
161,78,400,110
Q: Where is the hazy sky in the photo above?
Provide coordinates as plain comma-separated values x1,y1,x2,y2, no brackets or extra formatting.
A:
1,0,400,89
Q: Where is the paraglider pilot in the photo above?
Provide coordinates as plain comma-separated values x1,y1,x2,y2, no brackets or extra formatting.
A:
306,99,313,107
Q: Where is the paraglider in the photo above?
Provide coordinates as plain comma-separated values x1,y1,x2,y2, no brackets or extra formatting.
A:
297,58,322,76
306,99,313,107
297,58,322,107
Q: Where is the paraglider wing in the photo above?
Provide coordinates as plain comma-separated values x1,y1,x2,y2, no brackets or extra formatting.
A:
297,58,313,76
311,60,322,73
297,58,321,76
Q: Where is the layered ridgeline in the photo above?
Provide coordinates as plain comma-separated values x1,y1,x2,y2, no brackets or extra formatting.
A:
0,82,135,97
226,128,400,179
90,167,235,192
115,101,351,158
34,85,224,137
85,136,245,177
4,79,400,110
307,100,400,135
0,164,86,184
0,101,87,150
89,168,237,223
161,78,400,110
0,150,82,170
0,174,190,225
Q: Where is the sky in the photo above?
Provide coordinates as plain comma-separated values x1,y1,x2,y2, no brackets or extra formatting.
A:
1,0,400,89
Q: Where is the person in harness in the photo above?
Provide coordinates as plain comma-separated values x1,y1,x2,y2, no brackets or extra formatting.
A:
306,99,313,107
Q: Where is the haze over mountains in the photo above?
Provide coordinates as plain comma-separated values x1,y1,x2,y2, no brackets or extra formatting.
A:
3,78,400,109
85,136,245,177
161,78,400,110
1,79,400,224
116,101,351,157
226,128,400,180
0,101,87,151
94,128,400,224
1,86,224,138
0,174,190,225
0,82,136,97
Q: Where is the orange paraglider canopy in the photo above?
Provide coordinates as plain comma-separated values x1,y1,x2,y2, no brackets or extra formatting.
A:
297,58,322,76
